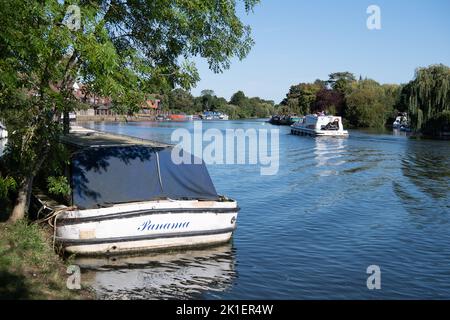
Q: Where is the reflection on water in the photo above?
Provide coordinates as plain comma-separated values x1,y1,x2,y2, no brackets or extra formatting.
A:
76,243,236,300
402,140,450,200
313,137,346,176
78,121,450,299
394,140,450,220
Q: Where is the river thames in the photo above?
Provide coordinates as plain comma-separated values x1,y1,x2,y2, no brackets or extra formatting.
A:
76,120,450,299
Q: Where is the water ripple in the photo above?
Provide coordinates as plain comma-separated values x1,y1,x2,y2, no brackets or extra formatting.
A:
78,121,450,299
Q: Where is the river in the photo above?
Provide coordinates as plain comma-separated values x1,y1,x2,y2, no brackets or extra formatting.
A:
75,120,450,299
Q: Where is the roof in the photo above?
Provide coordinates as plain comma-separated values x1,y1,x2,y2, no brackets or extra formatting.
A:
71,145,219,209
142,99,160,109
60,126,172,149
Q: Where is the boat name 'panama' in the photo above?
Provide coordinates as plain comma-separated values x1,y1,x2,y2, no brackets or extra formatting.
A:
137,220,190,231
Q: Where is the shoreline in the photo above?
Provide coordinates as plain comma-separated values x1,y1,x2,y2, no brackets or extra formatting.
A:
0,221,94,300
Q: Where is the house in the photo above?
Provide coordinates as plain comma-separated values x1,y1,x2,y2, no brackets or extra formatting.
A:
140,98,161,114
72,82,164,118
71,83,115,117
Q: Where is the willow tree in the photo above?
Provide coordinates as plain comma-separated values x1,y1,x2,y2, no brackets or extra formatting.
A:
408,64,450,132
0,0,259,223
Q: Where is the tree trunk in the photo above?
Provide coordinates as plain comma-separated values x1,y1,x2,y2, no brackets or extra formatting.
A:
8,175,34,223
63,111,70,134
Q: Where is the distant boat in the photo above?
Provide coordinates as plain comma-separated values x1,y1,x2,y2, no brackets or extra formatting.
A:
288,116,302,124
202,111,229,120
169,114,184,121
155,114,167,121
291,114,349,137
268,115,281,125
0,122,7,139
33,127,239,255
393,112,409,130
268,115,300,126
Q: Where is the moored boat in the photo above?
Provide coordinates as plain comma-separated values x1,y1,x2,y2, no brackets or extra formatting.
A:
268,115,300,126
291,114,349,137
0,121,7,139
33,126,239,255
393,112,409,130
201,111,229,120
169,114,188,121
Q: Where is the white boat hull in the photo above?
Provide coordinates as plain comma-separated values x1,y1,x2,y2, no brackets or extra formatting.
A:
291,126,349,137
55,200,239,255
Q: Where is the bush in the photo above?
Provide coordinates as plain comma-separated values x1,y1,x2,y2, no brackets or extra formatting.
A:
0,176,16,220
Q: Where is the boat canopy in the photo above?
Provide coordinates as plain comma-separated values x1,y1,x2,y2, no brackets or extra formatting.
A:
71,145,219,209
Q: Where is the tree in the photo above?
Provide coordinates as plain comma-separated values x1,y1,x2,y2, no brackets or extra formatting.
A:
201,89,216,97
0,0,259,222
312,88,345,115
280,83,321,115
230,91,247,107
328,72,356,94
345,79,394,128
168,89,194,113
396,83,412,113
406,64,450,132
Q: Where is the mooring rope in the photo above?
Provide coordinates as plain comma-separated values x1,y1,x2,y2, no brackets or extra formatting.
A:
155,151,164,191
34,206,76,249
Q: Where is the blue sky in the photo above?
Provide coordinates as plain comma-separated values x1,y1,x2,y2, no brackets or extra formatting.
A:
191,0,450,103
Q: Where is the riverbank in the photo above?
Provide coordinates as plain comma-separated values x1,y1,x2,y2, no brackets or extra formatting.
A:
76,114,157,122
0,221,94,299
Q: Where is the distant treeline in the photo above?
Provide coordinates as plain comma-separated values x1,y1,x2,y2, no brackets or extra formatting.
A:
278,64,450,136
157,89,276,119
158,64,449,136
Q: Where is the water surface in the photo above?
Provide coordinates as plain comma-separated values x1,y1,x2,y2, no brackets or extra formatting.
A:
77,120,450,299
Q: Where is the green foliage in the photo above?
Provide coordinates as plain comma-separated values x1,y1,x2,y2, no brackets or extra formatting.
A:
164,88,273,119
279,72,404,129
0,175,17,219
226,93,274,118
407,64,450,133
168,89,196,113
0,222,92,299
47,176,71,198
280,83,322,115
230,91,247,107
328,72,356,95
0,0,259,218
345,79,396,128
0,176,16,200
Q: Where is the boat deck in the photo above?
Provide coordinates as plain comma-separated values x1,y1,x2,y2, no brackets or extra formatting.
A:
61,126,171,149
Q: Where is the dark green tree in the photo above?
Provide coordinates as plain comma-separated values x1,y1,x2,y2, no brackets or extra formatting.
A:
345,79,395,128
328,72,356,95
407,64,450,133
230,91,247,107
168,89,195,113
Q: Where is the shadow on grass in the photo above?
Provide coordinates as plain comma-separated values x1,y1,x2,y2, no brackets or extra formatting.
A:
0,212,9,223
0,270,31,299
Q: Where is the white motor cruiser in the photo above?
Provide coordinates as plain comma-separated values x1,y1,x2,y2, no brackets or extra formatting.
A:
291,115,349,137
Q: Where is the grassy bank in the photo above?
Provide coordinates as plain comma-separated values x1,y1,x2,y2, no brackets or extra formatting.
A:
0,221,94,299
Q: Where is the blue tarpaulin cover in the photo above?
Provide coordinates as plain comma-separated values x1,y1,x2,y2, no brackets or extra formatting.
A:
71,146,219,209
